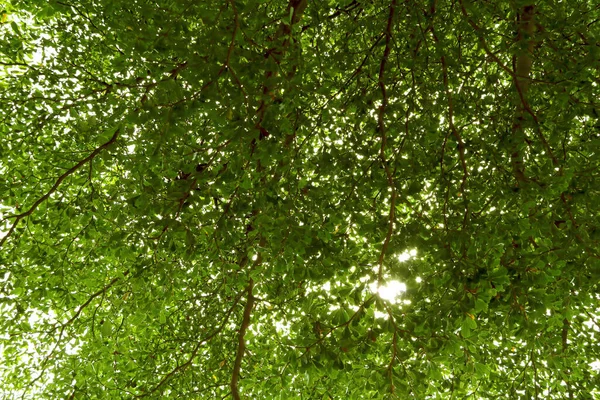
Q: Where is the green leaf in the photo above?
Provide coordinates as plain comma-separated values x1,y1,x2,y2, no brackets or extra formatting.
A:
1,2,598,398
100,319,112,337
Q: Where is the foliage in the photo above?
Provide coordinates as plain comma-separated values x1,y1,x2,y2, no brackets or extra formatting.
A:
1,0,599,398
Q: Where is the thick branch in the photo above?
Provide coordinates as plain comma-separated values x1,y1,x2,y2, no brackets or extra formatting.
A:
231,279,255,400
255,0,309,140
562,317,570,352
509,5,536,184
459,0,557,172
515,6,536,95
0,128,120,247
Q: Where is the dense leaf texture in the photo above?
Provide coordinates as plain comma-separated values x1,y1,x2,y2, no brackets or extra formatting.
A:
1,0,599,398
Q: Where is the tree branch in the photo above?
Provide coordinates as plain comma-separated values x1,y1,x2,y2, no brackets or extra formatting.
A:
254,0,309,141
137,293,243,397
230,278,255,400
459,1,558,182
376,0,397,285
1,128,120,247
26,269,129,394
429,2,469,232
431,8,469,202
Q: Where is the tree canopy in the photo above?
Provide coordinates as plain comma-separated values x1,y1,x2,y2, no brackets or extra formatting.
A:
1,0,599,398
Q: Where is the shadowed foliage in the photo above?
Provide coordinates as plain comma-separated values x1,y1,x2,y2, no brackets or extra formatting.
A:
1,0,599,398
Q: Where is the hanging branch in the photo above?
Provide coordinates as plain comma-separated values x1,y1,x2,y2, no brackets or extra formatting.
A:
223,0,249,109
430,3,469,228
376,0,397,285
